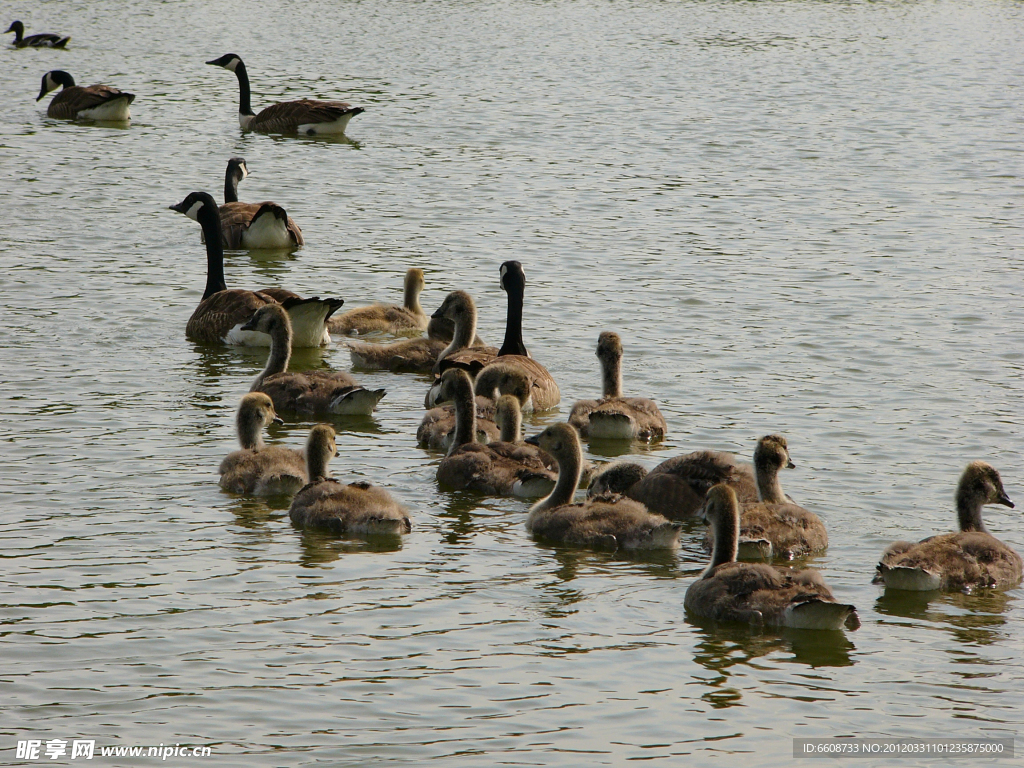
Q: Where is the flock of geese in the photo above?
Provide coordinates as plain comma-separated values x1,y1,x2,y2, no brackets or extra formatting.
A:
19,24,1021,635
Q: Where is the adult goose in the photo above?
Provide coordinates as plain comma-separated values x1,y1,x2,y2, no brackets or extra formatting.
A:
568,331,667,441
702,434,828,560
587,448,758,520
435,370,557,498
874,461,1020,591
36,70,134,120
215,157,303,249
244,304,386,416
219,393,307,496
7,21,69,48
525,423,681,551
170,191,341,347
289,425,410,535
329,268,429,336
206,53,364,135
686,485,859,630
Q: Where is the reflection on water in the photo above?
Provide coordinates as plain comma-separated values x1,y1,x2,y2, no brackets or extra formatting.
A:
295,527,405,567
875,588,1014,647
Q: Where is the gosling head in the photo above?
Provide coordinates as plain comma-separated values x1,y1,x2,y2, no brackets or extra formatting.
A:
241,303,290,334
431,290,474,322
596,331,623,364
306,424,339,479
438,368,472,402
405,268,425,293
525,422,579,458
754,434,794,473
206,53,243,72
239,392,281,427
702,484,740,526
958,461,1014,510
475,362,531,405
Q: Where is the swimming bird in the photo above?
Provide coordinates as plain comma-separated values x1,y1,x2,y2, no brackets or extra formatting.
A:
213,157,303,249
170,191,341,347
243,303,386,416
435,369,557,497
7,21,69,48
567,331,667,441
702,434,828,560
36,70,134,120
329,268,429,336
206,53,364,135
289,424,410,535
686,485,859,630
874,461,1020,591
219,393,307,495
423,291,499,406
588,448,758,520
525,423,681,551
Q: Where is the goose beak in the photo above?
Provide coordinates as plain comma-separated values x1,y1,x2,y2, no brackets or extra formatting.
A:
997,491,1015,508
168,200,187,213
525,433,541,446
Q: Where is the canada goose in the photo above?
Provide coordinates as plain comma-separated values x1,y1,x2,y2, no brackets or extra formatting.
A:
423,291,499,406
212,157,304,249
525,423,681,551
435,369,557,497
702,434,827,560
206,53,364,135
219,393,307,495
588,449,758,520
7,21,69,48
567,331,667,441
329,268,429,336
243,304,386,416
289,424,410,535
874,461,1020,591
686,485,859,630
36,70,134,120
473,261,560,411
170,191,342,347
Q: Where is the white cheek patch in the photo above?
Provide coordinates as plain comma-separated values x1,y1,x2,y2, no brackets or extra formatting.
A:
45,73,57,91
240,164,249,178
500,264,508,282
226,59,239,72
186,200,204,221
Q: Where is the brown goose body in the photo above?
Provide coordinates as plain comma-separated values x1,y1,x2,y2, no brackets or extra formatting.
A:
348,336,449,373
525,423,681,551
875,461,1020,591
37,70,134,120
686,485,858,630
289,425,410,535
245,304,386,417
218,393,307,496
701,435,828,560
567,332,666,441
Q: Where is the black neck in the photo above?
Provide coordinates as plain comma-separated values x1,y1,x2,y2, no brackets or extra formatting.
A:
498,279,528,357
224,168,239,204
234,61,254,117
198,202,227,299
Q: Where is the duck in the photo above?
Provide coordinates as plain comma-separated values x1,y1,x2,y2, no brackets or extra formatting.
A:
7,20,69,48
289,424,410,535
686,485,859,630
206,53,363,135
243,303,386,416
36,70,134,120
170,191,342,347
587,448,758,520
214,157,303,249
219,393,307,495
567,331,667,441
525,423,681,551
329,268,429,336
702,434,828,560
435,369,557,498
874,461,1020,591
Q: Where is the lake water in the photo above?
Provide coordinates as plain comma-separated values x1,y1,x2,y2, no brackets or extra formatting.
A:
2,0,1022,765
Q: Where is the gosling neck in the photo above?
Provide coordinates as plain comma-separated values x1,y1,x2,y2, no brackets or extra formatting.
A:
237,412,265,451
497,398,521,443
498,276,528,357
956,487,988,533
600,352,623,398
755,459,787,504
447,375,478,454
706,505,739,574
252,315,291,389
404,278,424,316
438,304,477,364
306,439,333,481
537,441,583,512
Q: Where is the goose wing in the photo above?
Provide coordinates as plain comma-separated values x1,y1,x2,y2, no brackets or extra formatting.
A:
250,99,362,133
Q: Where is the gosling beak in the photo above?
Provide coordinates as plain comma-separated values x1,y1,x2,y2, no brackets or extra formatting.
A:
997,491,1015,508
272,416,284,425
525,433,541,446
240,315,258,331
787,460,796,469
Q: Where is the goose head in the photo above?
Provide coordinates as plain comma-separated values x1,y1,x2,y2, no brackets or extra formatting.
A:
499,260,526,294
206,53,243,72
37,70,74,101
169,190,219,224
